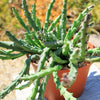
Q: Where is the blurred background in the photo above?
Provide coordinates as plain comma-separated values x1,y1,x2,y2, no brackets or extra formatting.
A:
0,0,100,40
0,0,100,100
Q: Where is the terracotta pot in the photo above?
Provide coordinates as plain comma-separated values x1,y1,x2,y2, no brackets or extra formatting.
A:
29,42,94,100
88,42,95,49
44,42,94,100
44,63,91,100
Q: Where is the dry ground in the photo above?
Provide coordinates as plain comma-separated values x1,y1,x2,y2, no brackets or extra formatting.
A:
0,56,26,100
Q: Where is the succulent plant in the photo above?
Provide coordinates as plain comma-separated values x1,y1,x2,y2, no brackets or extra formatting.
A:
0,0,100,100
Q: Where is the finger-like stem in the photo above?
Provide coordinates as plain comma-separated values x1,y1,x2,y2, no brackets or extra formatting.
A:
85,56,100,62
62,40,69,55
27,47,50,100
0,52,24,60
53,72,77,100
38,57,54,100
6,31,42,54
0,41,27,53
0,57,31,99
43,0,55,31
79,13,91,61
60,0,67,40
65,5,94,40
48,15,61,32
15,81,33,90
31,31,45,48
43,40,63,49
20,65,62,81
72,31,81,46
56,24,60,39
67,48,79,87
62,5,94,56
50,52,67,64
87,48,100,55
12,7,30,34
25,33,39,47
47,31,58,41
22,0,39,31
31,3,41,29
30,54,40,61
31,3,36,23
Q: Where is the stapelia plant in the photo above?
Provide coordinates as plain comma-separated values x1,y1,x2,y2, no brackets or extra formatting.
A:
0,0,100,100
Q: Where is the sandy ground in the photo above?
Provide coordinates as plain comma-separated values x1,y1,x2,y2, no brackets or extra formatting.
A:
0,34,100,100
0,56,26,100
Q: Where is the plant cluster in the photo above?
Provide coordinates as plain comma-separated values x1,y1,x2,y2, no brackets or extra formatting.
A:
67,0,100,23
0,0,100,100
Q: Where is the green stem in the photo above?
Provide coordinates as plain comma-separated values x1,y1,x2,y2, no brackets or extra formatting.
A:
0,41,27,53
31,31,45,48
38,57,54,100
60,0,67,40
0,57,31,99
27,47,50,100
43,0,55,31
87,48,100,55
85,56,100,62
50,52,67,64
62,5,94,55
67,48,79,87
43,40,63,49
25,33,39,47
56,24,60,39
6,31,42,54
15,81,33,90
20,65,62,81
31,3,41,29
12,7,30,34
72,31,81,46
0,53,24,60
36,17,41,29
22,0,39,31
65,5,94,40
62,40,70,55
30,54,40,61
31,3,36,23
79,13,91,61
47,15,61,32
53,72,77,100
